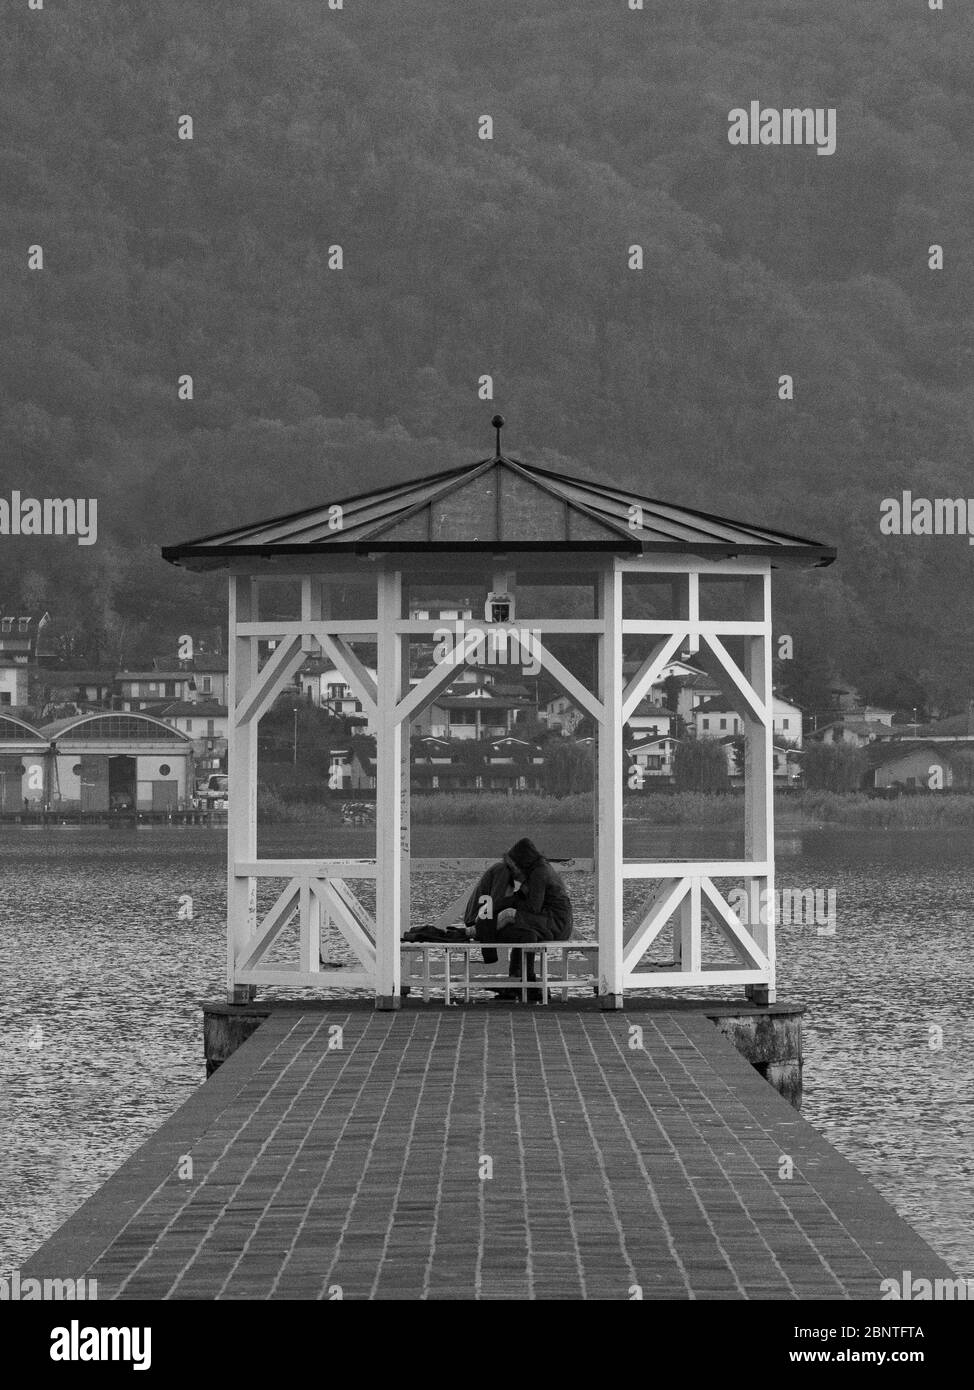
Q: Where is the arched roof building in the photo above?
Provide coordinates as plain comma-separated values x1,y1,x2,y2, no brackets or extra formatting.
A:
0,714,49,812
39,711,194,814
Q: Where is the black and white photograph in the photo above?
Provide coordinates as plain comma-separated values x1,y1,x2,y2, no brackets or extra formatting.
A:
2,0,972,1355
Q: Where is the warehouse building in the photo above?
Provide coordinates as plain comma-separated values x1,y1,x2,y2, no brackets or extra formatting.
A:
40,711,194,812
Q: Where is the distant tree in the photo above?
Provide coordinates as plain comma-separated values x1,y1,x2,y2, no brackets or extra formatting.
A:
542,739,593,796
259,696,347,770
673,738,730,792
802,741,867,792
728,735,745,777
661,674,682,713
947,750,974,791
1,0,973,719
510,711,550,742
776,644,832,728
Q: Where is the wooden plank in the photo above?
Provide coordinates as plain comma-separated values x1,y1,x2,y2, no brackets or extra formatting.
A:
621,631,686,723
318,632,378,723
234,635,307,727
428,885,472,933
394,619,605,634
624,967,767,988
684,879,702,974
236,877,301,973
622,620,766,635
399,942,599,951
236,859,378,878
618,555,775,574
412,857,593,874
237,857,593,878
329,877,377,939
622,877,688,973
700,876,770,972
236,621,378,637
314,879,376,972
623,861,771,878
523,633,603,722
695,633,767,726
395,642,470,726
235,969,374,989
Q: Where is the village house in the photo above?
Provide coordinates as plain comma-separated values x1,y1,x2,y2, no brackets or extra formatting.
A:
694,694,803,747
905,706,974,743
410,735,544,794
867,740,969,792
626,733,680,784
627,697,674,739
649,659,721,723
714,735,801,786
424,692,529,740
149,652,229,704
159,699,229,778
859,705,896,727
541,693,585,735
183,653,229,704
298,661,377,733
807,718,890,748
409,663,535,740
31,668,114,713
481,736,545,793
327,737,377,793
0,611,53,707
0,661,28,707
115,669,195,711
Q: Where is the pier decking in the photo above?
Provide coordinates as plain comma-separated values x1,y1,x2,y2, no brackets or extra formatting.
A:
24,1003,955,1300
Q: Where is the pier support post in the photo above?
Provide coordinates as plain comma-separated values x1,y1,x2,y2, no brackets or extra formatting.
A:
375,568,403,1010
227,575,259,1005
744,571,776,1005
597,562,624,1009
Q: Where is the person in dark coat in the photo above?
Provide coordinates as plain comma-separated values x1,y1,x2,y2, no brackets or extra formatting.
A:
464,837,573,996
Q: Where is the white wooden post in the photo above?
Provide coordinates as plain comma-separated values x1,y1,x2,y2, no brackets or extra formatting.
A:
597,561,624,1007
375,567,403,1008
400,614,412,938
227,574,258,1004
744,569,775,1004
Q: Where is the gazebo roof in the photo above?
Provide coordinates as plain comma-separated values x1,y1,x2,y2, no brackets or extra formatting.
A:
162,428,835,568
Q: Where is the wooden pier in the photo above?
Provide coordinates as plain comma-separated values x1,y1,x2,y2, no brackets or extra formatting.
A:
23,1002,956,1301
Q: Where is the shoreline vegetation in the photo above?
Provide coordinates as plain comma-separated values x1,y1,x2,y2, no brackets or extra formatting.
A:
257,787,974,829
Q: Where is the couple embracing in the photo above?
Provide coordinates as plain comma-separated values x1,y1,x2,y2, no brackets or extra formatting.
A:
462,837,573,999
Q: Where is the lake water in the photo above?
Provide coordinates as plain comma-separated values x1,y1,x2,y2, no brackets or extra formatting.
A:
1,822,972,1280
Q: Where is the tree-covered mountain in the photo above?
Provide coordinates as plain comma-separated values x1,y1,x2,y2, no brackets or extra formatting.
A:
2,0,972,710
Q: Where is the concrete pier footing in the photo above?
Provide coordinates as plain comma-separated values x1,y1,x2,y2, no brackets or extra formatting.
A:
704,1003,803,1108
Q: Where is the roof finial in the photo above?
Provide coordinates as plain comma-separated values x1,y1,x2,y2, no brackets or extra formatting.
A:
491,414,505,459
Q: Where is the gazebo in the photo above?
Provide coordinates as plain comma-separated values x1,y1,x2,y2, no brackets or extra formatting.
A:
163,420,834,1009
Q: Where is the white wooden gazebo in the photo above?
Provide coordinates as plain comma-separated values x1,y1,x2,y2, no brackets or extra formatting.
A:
163,422,833,1009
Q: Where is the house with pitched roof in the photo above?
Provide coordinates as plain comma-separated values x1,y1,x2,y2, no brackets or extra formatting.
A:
866,740,969,791
694,694,804,747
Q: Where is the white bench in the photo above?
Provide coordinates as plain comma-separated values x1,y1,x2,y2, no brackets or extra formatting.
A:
400,940,600,1004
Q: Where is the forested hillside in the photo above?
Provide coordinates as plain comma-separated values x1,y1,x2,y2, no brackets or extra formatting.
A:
2,0,972,710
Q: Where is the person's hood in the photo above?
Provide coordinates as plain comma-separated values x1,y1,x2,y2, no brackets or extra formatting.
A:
507,837,544,874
